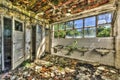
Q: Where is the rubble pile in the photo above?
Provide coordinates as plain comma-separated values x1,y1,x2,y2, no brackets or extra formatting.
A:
1,55,120,80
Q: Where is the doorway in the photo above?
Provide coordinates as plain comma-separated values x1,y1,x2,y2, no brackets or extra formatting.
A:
3,17,12,71
31,26,36,60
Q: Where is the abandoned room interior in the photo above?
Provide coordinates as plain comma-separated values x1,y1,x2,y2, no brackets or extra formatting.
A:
0,0,120,79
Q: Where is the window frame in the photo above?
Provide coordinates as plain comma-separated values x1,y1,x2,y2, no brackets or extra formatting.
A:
96,12,113,37
66,20,74,30
53,12,113,39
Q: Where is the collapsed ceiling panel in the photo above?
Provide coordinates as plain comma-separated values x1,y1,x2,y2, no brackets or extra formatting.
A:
8,0,110,23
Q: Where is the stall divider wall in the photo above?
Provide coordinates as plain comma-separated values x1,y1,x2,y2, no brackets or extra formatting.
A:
12,17,24,69
25,21,32,60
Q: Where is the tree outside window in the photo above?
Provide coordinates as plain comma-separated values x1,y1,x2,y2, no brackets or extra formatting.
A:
97,13,112,37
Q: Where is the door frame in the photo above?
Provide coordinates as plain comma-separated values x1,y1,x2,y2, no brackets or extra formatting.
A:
1,15,13,71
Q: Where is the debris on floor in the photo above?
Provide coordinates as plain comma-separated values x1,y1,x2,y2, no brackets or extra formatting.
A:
0,54,120,80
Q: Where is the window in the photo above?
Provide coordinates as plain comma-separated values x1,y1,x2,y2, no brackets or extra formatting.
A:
97,24,111,37
74,29,83,38
54,23,66,38
53,12,112,38
97,13,112,37
15,20,23,31
74,19,83,38
54,24,59,31
98,13,112,25
84,27,96,38
85,16,96,27
84,16,96,37
66,21,73,30
66,30,74,38
74,19,83,29
59,23,65,30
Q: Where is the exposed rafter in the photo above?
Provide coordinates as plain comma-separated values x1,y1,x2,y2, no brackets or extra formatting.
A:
7,0,111,23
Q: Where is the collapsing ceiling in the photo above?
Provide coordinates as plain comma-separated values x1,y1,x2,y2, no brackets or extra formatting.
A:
8,0,110,23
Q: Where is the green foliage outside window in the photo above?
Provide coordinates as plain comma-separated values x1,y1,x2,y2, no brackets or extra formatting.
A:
59,31,66,38
54,13,112,38
74,30,80,36
66,30,81,38
54,31,66,38
54,30,80,38
66,30,75,36
84,28,96,37
97,27,111,37
54,31,60,38
54,24,59,31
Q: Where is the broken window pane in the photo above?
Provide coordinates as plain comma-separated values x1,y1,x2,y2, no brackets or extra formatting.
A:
97,24,111,37
66,21,74,30
54,24,59,31
98,13,112,24
85,16,96,27
84,27,96,38
59,23,65,30
74,19,83,29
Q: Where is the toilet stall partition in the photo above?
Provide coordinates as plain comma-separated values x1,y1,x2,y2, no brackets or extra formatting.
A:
12,18,24,69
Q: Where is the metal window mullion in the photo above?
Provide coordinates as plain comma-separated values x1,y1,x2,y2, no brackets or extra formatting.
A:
96,15,98,37
73,20,75,38
83,19,85,38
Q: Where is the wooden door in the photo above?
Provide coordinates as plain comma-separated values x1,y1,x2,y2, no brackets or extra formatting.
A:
12,18,24,69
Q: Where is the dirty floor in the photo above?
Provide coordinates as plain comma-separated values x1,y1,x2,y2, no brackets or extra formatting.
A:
0,54,120,80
